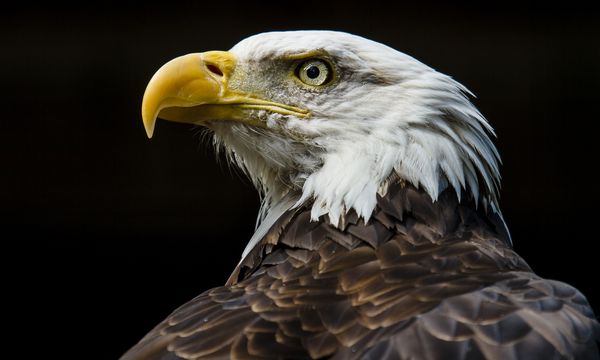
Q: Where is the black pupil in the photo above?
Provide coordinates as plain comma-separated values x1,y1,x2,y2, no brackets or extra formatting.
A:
306,65,320,79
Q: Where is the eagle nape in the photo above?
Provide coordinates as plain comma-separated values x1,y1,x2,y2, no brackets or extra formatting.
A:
124,31,599,360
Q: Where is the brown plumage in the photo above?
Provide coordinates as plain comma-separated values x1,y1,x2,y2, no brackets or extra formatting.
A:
121,184,600,359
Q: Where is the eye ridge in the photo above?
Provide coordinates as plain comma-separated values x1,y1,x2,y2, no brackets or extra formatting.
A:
295,59,333,86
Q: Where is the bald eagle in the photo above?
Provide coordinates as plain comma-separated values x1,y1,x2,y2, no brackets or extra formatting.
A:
123,31,599,359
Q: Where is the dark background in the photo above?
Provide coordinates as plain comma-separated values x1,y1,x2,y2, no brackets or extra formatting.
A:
2,1,599,358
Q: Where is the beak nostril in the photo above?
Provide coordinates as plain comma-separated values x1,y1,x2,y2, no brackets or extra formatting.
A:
206,64,224,77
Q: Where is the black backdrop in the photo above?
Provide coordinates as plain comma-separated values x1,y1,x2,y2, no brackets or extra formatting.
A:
2,1,599,358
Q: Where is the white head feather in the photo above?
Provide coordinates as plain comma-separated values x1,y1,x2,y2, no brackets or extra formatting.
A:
206,31,502,257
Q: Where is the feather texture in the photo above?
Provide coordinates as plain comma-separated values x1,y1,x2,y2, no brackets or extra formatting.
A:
121,184,600,359
210,31,503,228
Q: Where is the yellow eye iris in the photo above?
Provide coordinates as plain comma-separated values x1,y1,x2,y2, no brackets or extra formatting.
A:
296,59,332,86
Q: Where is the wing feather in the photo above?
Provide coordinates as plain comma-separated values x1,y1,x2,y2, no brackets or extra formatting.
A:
121,185,599,359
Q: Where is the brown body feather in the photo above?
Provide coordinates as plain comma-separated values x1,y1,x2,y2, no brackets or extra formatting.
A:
121,184,600,359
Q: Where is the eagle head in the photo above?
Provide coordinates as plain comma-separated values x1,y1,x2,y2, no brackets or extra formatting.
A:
142,31,501,240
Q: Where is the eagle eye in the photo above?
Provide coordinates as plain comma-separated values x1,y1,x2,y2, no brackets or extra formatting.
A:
296,59,332,86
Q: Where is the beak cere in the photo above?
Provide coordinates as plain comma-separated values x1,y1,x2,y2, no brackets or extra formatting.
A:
142,50,310,139
141,51,236,138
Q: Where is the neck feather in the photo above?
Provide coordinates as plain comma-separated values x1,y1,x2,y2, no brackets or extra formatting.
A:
230,182,513,281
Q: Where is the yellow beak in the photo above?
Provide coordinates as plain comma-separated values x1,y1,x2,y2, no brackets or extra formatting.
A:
141,51,309,138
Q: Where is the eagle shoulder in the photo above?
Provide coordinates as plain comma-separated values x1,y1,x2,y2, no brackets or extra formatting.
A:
121,185,599,360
